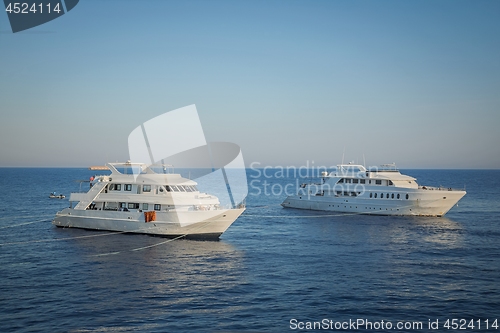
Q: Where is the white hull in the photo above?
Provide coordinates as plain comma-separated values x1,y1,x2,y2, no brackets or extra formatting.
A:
282,189,465,217
53,208,245,239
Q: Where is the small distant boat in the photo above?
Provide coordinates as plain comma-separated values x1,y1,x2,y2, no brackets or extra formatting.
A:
49,192,65,199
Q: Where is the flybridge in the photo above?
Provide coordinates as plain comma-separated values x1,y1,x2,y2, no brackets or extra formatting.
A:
329,164,366,177
107,162,175,176
369,163,399,172
329,163,400,177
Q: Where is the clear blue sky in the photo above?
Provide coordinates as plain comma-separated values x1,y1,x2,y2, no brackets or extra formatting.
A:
1,0,499,168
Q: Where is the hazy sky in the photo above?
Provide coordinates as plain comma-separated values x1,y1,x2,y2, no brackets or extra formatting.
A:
1,0,499,168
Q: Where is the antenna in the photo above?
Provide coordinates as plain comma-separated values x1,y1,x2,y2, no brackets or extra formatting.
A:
363,153,366,167
341,146,345,165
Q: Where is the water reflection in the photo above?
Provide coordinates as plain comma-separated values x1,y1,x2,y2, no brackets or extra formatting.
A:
297,214,470,317
62,232,248,320
411,216,464,248
298,213,464,250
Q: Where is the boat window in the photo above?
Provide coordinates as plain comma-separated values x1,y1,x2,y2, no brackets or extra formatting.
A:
388,180,394,185
360,179,365,184
391,193,394,199
143,185,151,192
128,203,139,209
386,193,390,198
154,204,161,211
370,192,373,198
345,179,351,184
143,203,149,210
170,185,179,192
397,193,400,199
184,186,192,192
369,180,372,184
125,184,132,191
353,179,359,184
406,194,409,200
192,186,199,191
120,202,126,208
164,185,172,192
178,186,186,192
375,180,382,185
111,184,121,191
374,193,377,198
337,178,344,184
380,193,383,198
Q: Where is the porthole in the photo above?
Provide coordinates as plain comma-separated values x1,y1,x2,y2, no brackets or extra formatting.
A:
397,193,400,199
374,193,377,198
391,193,394,199
406,194,409,200
386,193,390,199
370,193,373,198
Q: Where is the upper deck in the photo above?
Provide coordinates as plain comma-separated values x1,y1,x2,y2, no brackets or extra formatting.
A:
321,163,418,189
327,163,415,181
70,162,221,210
92,162,198,186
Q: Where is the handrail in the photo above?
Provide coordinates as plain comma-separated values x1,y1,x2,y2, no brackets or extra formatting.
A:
418,186,465,191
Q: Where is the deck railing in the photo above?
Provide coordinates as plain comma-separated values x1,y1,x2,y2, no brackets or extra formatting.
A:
418,186,465,191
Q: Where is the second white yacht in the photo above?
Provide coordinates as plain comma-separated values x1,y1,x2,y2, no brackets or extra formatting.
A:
281,163,466,217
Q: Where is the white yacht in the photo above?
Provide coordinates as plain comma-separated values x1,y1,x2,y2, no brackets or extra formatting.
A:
53,162,245,239
281,163,466,216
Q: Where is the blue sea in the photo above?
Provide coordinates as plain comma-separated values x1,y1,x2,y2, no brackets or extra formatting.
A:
1,168,499,332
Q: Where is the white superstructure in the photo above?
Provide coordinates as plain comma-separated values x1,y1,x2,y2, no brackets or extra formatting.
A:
53,162,245,239
281,163,465,216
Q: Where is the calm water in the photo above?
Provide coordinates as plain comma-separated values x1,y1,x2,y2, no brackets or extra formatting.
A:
1,168,499,332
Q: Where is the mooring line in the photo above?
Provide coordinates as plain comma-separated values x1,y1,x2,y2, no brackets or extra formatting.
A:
0,218,52,229
93,234,186,257
92,221,214,257
0,229,131,246
242,212,361,218
0,214,54,221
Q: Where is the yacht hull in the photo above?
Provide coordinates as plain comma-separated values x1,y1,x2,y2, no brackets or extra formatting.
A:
52,208,245,239
282,189,466,217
